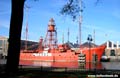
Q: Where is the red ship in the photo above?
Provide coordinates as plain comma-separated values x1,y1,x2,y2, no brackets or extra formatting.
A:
20,18,106,63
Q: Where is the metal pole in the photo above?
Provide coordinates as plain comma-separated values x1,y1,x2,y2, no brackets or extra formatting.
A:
89,41,91,71
62,33,64,44
87,34,92,71
79,0,82,47
68,28,69,43
93,29,95,47
25,5,30,51
79,19,81,47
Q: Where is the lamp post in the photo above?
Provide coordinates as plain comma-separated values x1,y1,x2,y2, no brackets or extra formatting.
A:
87,34,93,71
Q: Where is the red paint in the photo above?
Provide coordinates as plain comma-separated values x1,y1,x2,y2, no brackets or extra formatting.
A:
20,45,106,63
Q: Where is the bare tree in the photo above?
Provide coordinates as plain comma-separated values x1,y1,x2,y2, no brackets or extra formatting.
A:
60,0,81,21
60,0,100,20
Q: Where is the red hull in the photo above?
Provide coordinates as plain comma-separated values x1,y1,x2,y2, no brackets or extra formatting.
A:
20,50,78,62
20,45,106,62
78,45,106,62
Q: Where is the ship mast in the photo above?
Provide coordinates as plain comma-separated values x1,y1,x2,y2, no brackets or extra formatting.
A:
25,20,28,51
62,32,64,44
93,29,95,47
76,36,78,45
79,0,83,48
25,5,30,51
67,27,70,43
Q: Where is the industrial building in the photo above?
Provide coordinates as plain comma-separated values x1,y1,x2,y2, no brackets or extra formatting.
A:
0,36,38,58
0,36,8,58
105,41,120,61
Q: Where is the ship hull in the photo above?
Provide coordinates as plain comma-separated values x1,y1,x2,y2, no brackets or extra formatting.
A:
20,51,78,62
77,45,106,62
20,45,106,62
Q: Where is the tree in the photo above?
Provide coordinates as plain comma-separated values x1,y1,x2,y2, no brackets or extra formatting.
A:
60,0,100,21
60,0,81,21
6,0,25,74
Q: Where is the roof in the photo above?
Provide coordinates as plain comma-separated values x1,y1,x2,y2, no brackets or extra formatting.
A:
80,42,98,48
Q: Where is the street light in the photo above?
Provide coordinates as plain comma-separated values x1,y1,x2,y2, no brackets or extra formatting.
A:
87,34,93,71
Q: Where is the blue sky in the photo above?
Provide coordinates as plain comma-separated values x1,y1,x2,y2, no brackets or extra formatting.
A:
0,0,120,45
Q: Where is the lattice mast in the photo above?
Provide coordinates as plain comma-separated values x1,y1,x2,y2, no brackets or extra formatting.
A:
44,18,57,49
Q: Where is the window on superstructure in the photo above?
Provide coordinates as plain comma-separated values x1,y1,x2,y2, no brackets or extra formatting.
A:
0,40,2,47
